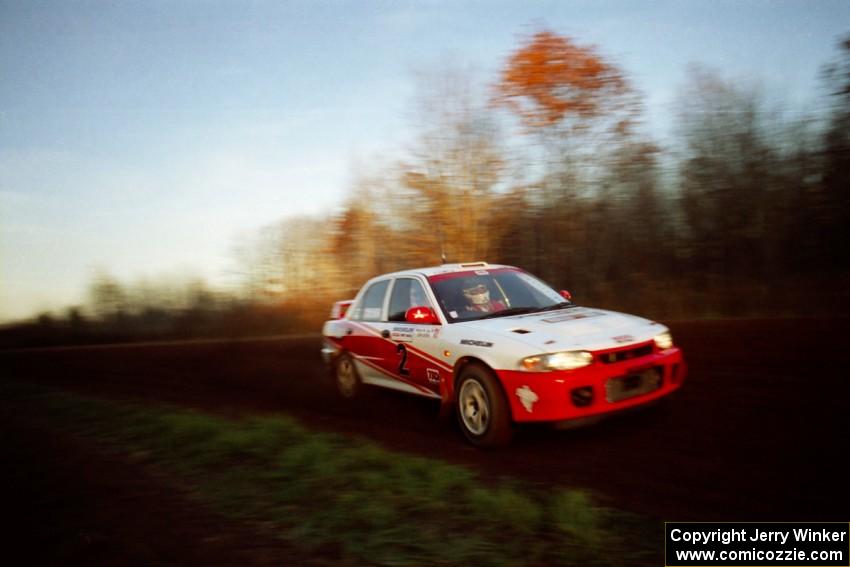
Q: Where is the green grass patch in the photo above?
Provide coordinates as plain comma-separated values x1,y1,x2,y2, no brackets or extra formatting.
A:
3,381,649,566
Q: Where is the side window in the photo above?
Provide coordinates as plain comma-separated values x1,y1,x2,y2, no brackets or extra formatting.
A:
351,280,390,322
388,278,432,322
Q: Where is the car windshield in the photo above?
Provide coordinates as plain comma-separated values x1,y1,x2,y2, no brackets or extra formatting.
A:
428,268,571,323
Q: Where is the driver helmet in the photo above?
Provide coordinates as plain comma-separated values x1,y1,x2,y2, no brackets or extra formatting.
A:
461,278,490,306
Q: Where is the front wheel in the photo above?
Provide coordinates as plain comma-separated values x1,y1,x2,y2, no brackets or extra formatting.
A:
334,353,361,399
456,363,513,448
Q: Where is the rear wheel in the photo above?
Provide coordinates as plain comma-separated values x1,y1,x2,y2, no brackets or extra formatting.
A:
334,353,361,399
456,363,513,447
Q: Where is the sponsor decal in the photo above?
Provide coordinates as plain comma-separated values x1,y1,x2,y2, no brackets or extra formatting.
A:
541,310,604,324
449,310,458,319
352,352,439,398
414,327,440,339
612,334,635,344
388,326,440,341
391,327,414,341
396,344,410,375
426,368,441,385
515,385,539,413
460,339,493,347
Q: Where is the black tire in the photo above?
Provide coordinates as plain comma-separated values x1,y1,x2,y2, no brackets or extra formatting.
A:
455,363,513,448
334,353,361,399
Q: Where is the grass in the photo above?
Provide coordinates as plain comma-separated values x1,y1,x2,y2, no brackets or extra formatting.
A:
3,381,651,566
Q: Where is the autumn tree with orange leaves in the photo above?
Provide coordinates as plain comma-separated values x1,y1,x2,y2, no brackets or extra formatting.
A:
493,29,645,283
211,28,850,328
495,29,637,138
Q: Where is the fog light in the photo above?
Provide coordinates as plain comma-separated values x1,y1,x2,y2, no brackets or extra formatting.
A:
571,386,594,407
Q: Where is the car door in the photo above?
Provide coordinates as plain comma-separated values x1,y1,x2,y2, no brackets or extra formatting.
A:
381,277,445,397
345,278,391,384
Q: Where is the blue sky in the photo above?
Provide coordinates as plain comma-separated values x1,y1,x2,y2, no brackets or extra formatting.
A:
1,0,847,321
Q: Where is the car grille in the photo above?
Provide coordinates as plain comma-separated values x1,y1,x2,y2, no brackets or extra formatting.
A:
605,366,662,403
597,344,653,364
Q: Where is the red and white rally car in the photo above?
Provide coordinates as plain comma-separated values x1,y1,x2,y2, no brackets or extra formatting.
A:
321,262,685,447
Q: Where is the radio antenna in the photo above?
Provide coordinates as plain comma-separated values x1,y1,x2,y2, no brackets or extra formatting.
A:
438,223,447,264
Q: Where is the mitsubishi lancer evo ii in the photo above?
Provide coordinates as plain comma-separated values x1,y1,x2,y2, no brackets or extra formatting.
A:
321,262,686,447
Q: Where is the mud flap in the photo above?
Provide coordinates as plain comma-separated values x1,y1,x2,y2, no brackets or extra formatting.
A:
438,372,454,424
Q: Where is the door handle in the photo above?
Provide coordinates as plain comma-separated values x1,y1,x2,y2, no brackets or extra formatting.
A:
381,329,390,339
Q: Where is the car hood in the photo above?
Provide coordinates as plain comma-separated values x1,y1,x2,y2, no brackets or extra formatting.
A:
458,306,664,352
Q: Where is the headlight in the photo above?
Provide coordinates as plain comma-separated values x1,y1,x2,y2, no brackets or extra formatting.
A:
520,350,593,371
653,331,673,350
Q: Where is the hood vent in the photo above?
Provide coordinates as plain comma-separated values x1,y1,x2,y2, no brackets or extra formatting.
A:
511,328,531,334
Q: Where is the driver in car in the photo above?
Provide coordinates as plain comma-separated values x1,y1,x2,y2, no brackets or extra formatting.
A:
461,278,506,314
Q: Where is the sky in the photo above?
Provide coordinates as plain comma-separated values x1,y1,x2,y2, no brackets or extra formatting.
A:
1,0,848,322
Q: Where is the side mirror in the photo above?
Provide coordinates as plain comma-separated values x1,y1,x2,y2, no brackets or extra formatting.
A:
405,306,440,325
559,290,572,301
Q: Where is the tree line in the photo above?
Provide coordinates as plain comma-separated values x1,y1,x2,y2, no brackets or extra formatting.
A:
244,30,850,321
5,29,848,347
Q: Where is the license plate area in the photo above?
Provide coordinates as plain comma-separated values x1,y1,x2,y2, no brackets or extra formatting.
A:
605,366,663,403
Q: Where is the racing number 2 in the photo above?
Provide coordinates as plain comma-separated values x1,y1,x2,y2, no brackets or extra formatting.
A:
396,344,410,376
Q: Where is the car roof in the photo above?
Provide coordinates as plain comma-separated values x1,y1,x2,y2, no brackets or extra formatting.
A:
377,262,514,279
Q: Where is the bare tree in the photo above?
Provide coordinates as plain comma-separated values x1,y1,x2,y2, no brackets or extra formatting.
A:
675,67,779,280
493,28,642,283
88,271,129,321
821,35,850,270
394,64,507,266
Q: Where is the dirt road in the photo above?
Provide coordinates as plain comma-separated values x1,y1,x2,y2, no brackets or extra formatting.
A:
4,318,848,523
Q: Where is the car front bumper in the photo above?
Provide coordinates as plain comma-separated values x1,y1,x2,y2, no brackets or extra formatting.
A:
496,346,686,423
